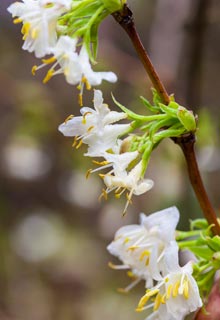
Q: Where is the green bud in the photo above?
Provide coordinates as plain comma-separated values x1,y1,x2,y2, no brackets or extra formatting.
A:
177,106,197,132
102,0,125,13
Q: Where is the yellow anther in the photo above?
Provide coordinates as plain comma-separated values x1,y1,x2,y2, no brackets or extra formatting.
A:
135,307,144,313
77,84,82,90
43,69,55,84
31,28,38,39
127,245,139,252
99,189,108,201
42,56,56,64
72,137,78,148
172,280,180,298
81,76,91,90
139,250,150,261
31,65,38,76
76,139,83,149
117,288,129,294
115,193,121,199
87,126,94,133
137,289,159,309
123,237,130,244
93,160,109,166
64,114,74,123
127,271,135,278
183,279,189,299
126,192,133,204
82,111,92,124
43,3,54,8
21,22,30,40
64,67,69,76
166,284,173,299
86,169,92,179
78,93,83,107
108,262,118,269
153,293,162,311
161,294,166,304
13,18,22,24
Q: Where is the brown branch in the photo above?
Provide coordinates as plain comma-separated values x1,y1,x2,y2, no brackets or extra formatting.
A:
112,4,220,235
173,134,220,235
112,5,170,105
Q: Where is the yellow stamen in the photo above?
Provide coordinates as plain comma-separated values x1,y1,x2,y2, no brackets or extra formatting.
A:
183,279,189,299
82,76,91,90
127,271,135,278
139,250,150,261
137,289,159,309
117,288,129,294
21,22,30,40
72,137,78,148
13,18,22,24
108,262,119,269
31,65,38,76
99,189,108,201
153,293,162,311
161,294,166,304
123,237,130,244
82,112,92,124
43,69,54,84
86,169,92,179
64,114,74,123
172,280,180,297
78,93,83,107
166,284,173,299
64,67,69,76
127,245,139,252
87,126,94,133
76,139,83,149
42,56,56,64
93,160,109,166
126,192,133,204
31,28,38,39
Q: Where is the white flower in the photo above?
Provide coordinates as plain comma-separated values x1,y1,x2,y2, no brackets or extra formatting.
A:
58,90,130,155
137,242,202,320
8,0,72,58
103,160,154,213
78,46,117,86
107,207,180,288
32,38,117,89
32,36,80,84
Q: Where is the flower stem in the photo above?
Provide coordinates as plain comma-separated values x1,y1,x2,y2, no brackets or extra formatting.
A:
112,4,220,235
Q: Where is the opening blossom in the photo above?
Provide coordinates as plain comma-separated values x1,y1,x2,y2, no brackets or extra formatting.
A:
136,242,202,320
107,207,180,288
59,90,130,156
108,208,202,319
59,90,154,211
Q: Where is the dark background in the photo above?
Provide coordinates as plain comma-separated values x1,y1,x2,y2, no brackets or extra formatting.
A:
0,0,220,319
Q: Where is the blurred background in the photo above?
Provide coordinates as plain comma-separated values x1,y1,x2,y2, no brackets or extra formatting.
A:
0,0,220,319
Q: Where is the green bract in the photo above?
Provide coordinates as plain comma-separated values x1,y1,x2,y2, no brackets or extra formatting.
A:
112,90,197,165
58,0,125,61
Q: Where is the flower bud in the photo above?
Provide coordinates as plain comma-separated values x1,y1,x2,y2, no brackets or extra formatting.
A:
177,106,197,132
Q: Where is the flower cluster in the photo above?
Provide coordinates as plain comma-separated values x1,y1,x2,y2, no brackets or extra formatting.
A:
107,207,203,319
59,89,197,213
59,89,154,213
7,0,123,99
